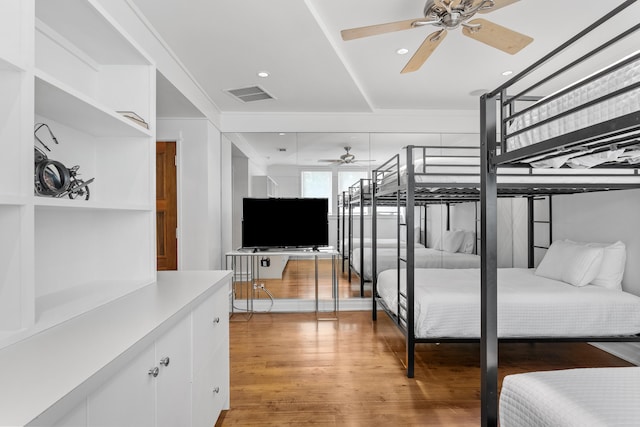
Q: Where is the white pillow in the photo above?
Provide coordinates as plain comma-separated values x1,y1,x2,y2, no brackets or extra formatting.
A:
440,230,465,253
535,240,604,287
565,240,626,290
459,231,475,254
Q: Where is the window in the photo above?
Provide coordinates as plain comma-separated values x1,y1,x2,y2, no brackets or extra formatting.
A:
338,170,368,195
301,171,333,213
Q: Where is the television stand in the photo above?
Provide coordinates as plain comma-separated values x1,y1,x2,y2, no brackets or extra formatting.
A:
225,249,339,320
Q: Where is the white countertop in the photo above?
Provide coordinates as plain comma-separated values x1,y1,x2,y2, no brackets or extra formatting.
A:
0,270,231,427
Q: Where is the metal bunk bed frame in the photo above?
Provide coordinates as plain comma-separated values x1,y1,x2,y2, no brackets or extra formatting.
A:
480,1,640,425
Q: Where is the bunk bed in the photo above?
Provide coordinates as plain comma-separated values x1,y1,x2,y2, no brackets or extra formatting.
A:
344,178,424,296
478,1,640,425
371,4,640,424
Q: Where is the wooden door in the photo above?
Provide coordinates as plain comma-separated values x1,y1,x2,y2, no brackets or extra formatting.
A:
156,141,178,270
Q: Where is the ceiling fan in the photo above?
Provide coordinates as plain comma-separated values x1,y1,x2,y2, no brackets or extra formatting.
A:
318,146,374,165
341,0,533,74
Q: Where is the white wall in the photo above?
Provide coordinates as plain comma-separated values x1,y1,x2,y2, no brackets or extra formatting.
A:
156,119,222,269
552,189,640,297
428,200,524,268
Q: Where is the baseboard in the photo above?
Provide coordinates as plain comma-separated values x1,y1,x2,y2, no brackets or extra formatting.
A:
590,342,640,366
231,297,371,314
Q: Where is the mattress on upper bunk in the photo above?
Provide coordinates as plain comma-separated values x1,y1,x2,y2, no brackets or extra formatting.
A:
352,247,480,281
377,158,640,193
376,268,640,338
499,367,640,427
506,51,640,153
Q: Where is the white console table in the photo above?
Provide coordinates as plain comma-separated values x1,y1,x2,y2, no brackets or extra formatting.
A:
226,249,339,320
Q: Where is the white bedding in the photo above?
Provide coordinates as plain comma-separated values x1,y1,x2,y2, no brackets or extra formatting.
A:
350,238,424,250
377,268,640,338
378,161,640,193
506,52,640,152
352,247,480,281
500,367,640,427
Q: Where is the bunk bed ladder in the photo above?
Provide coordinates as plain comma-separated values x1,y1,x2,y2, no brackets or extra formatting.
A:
528,195,552,268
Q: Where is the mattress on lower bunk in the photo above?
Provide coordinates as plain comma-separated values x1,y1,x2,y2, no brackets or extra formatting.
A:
376,268,640,338
352,247,480,281
350,238,424,249
499,367,640,427
506,51,640,152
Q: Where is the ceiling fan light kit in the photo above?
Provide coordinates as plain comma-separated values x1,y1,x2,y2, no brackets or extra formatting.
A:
342,0,533,73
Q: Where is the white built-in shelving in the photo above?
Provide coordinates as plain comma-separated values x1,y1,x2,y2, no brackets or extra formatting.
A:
0,0,156,347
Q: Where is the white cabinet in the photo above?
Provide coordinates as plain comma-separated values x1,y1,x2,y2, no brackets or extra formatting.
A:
0,0,156,347
192,286,230,426
87,315,191,427
2,272,231,427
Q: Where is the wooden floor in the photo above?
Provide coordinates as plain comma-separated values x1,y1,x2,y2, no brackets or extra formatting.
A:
217,310,633,426
235,258,371,301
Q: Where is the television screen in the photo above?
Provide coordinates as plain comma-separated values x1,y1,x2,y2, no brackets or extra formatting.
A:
242,198,329,249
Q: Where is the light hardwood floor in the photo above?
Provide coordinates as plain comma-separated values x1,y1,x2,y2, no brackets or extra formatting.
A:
234,258,370,301
217,310,633,426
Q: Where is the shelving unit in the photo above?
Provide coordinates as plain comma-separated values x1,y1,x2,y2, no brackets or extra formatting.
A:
0,0,156,348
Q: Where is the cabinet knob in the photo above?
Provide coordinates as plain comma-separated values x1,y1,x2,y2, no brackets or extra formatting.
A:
213,317,220,324
160,357,170,367
213,387,220,394
148,367,160,377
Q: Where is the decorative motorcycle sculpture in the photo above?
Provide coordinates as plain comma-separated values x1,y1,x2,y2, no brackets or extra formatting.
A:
34,123,94,200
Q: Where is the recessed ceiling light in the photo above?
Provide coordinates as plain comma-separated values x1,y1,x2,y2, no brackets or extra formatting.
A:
502,70,513,76
257,71,269,78
396,48,409,55
279,132,286,136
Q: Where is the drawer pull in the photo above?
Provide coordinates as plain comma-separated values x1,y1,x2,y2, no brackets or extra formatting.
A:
160,357,170,367
148,367,159,377
213,387,220,394
213,317,220,324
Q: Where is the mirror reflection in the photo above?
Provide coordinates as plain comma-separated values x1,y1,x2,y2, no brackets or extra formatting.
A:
224,132,483,301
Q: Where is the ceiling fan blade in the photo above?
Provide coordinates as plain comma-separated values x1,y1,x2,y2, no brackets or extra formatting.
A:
401,30,447,74
341,18,423,41
318,159,342,163
477,0,520,14
462,19,532,55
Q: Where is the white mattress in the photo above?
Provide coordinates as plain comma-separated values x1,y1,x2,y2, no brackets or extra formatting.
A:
350,238,424,250
500,367,640,427
352,247,480,281
378,164,640,193
376,268,640,338
506,52,640,152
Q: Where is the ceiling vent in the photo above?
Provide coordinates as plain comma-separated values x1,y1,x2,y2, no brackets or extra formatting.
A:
226,86,274,103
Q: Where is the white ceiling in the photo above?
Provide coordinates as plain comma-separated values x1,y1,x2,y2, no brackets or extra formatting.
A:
131,0,639,165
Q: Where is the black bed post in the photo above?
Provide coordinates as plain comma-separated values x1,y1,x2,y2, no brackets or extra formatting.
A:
360,179,365,297
480,93,499,427
406,146,416,378
372,175,378,320
527,196,534,268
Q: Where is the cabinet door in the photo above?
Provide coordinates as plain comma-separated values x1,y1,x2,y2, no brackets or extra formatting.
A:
192,344,228,427
192,287,229,427
87,343,155,427
155,314,192,427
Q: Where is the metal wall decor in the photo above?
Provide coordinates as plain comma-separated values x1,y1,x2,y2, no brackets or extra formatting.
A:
34,123,94,200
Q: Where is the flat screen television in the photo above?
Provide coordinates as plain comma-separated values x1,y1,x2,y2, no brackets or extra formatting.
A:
242,197,329,250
